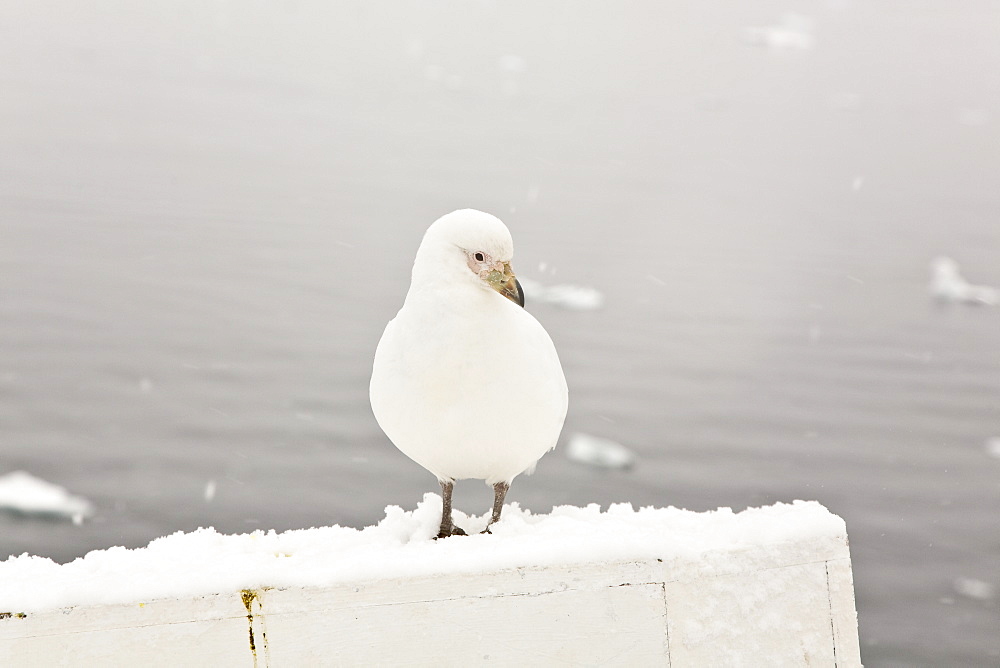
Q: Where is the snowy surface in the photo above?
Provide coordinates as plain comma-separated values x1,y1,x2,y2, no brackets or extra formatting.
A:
0,496,845,613
0,471,94,523
566,432,636,469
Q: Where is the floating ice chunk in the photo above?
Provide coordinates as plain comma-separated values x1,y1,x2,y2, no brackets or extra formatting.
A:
743,14,815,51
542,284,604,310
985,438,1000,459
204,479,217,502
929,257,998,306
519,277,604,310
953,577,996,601
0,471,94,522
566,433,636,470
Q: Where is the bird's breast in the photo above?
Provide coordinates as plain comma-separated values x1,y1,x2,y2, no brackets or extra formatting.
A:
370,296,567,477
401,305,556,398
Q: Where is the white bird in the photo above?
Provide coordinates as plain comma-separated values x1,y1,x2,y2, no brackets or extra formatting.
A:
370,209,568,538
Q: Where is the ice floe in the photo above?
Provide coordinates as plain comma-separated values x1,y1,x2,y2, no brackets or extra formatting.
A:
0,471,94,523
953,577,996,601
929,257,998,306
566,433,636,470
519,277,604,311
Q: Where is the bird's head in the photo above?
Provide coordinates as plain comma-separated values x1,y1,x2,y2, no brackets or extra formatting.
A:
412,209,524,307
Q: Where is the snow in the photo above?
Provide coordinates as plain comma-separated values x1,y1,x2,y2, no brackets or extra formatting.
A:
929,257,999,305
566,432,636,469
0,496,845,614
519,277,605,310
0,471,94,523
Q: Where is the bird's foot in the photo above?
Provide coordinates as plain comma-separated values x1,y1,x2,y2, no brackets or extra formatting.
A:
480,527,492,535
435,525,468,539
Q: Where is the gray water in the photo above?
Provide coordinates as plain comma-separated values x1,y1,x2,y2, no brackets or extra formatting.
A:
2,2,999,665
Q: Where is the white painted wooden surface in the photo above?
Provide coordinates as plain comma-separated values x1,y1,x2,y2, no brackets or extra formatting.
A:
1,535,860,667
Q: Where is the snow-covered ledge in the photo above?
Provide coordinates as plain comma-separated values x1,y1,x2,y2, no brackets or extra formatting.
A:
0,496,861,667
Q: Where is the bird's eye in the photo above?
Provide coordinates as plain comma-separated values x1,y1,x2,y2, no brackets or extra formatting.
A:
474,252,485,262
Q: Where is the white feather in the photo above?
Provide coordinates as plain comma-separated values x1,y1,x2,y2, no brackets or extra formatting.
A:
370,210,568,485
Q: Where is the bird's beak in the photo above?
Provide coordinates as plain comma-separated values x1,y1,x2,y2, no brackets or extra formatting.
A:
485,262,524,308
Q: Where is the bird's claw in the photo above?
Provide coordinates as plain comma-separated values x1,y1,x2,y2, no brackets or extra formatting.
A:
435,525,468,539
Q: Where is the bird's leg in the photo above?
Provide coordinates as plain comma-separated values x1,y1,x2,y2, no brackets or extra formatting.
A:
481,481,510,534
436,480,466,539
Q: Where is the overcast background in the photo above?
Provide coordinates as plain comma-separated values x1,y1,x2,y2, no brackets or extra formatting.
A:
2,2,999,666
